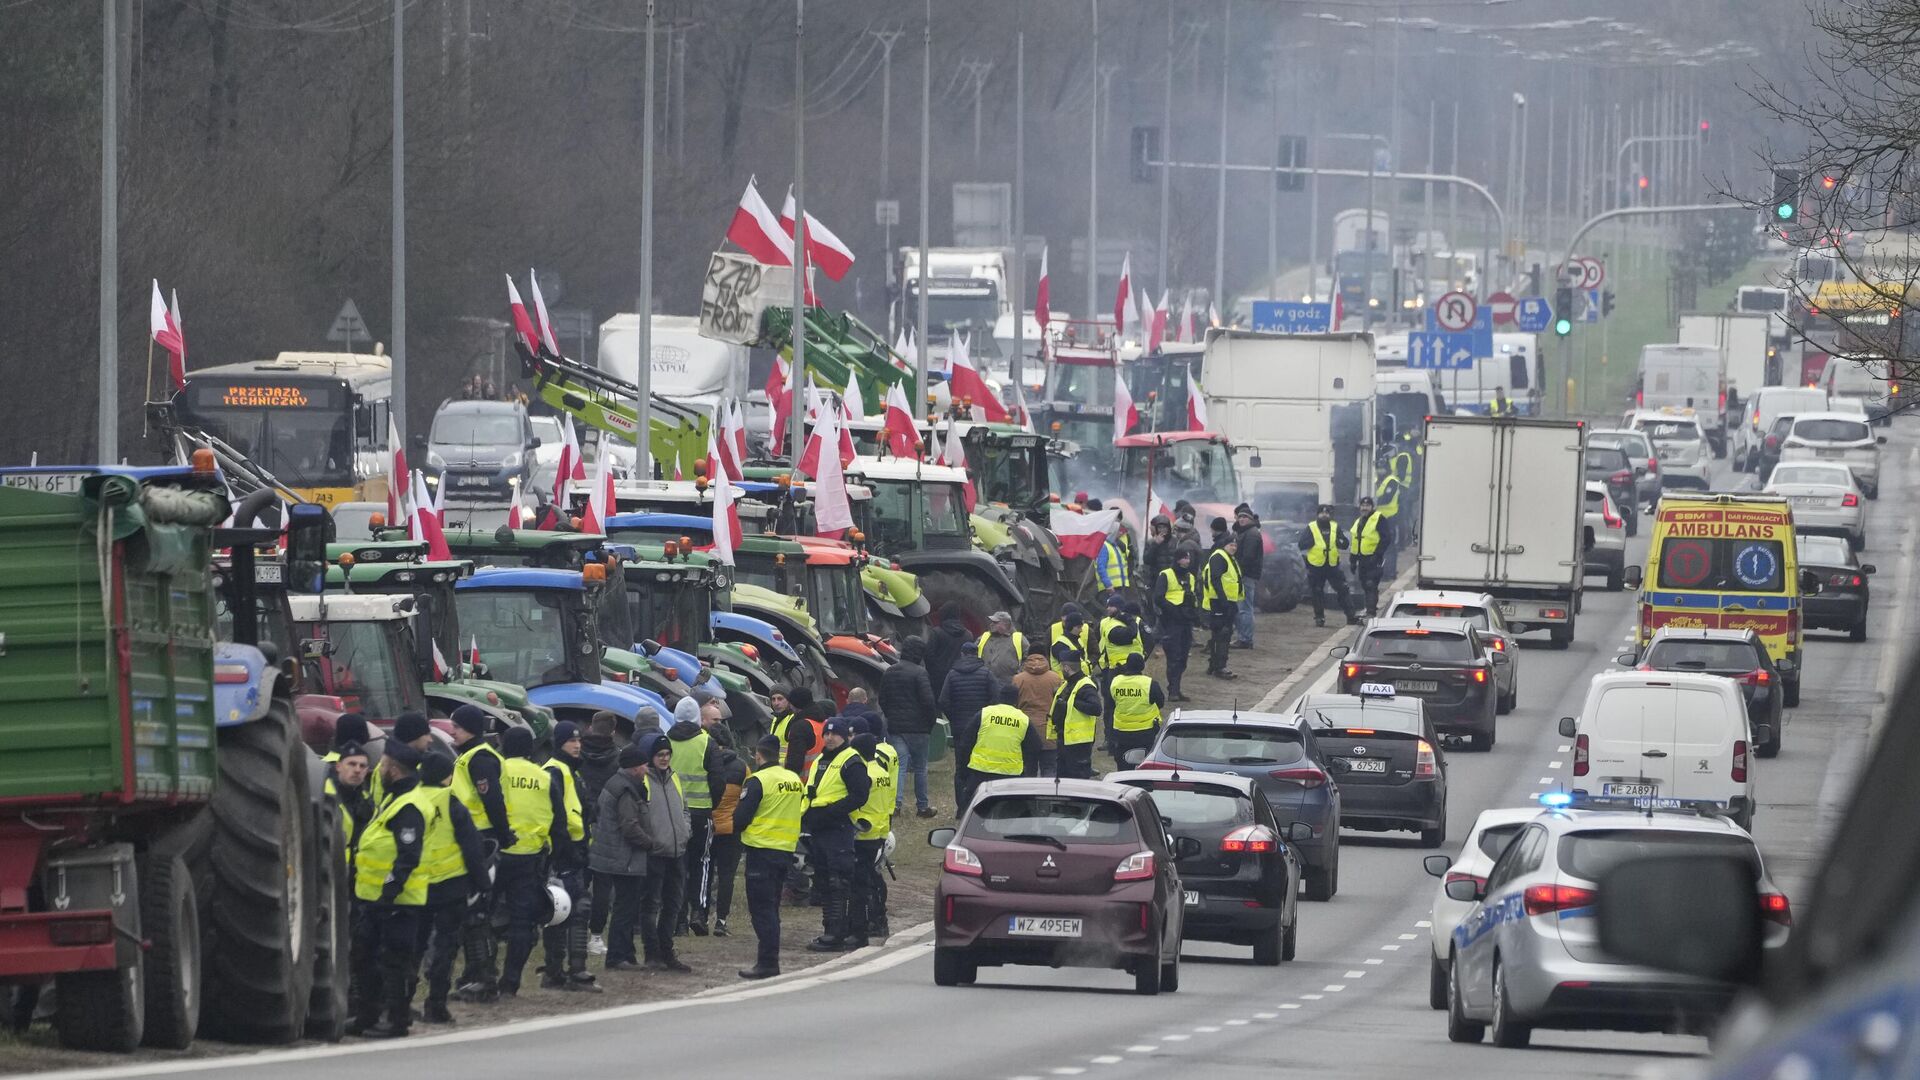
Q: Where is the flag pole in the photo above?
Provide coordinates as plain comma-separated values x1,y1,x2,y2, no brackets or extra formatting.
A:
142,336,154,436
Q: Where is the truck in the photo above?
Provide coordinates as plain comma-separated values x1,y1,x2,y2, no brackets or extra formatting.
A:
1678,311,1774,407
1636,343,1728,456
1416,416,1587,648
897,247,1011,358
0,466,349,1050
598,313,751,421
1201,329,1376,523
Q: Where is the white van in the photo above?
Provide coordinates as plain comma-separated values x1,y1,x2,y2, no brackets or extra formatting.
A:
1559,671,1756,829
1734,385,1830,472
1817,356,1892,424
1636,344,1727,455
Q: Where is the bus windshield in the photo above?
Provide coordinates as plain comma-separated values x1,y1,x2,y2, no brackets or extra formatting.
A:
184,381,355,489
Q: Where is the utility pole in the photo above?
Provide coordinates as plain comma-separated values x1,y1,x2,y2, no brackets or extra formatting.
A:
871,28,903,196
1012,19,1026,394
391,0,407,447
1087,0,1100,318
790,0,810,465
915,0,930,411
1267,67,1279,300
98,0,119,461
961,59,994,163
1156,3,1172,299
1213,0,1231,312
637,0,656,476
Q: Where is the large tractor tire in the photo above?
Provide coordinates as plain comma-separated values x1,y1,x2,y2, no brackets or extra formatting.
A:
304,757,351,1042
54,853,145,1052
199,699,317,1045
1014,561,1064,639
918,569,1022,638
139,821,208,1050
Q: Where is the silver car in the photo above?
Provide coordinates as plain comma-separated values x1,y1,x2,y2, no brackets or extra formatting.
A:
1624,410,1712,490
1764,461,1865,550
1777,411,1885,498
1588,430,1660,512
1582,482,1627,591
1438,803,1792,1047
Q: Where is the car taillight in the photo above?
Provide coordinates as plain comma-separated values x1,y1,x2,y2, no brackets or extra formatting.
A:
1610,469,1632,486
1488,637,1506,652
1542,608,1567,620
1573,734,1589,776
1114,850,1156,881
1602,501,1622,528
1137,760,1179,771
1343,663,1360,679
1414,739,1438,779
1850,575,1863,587
1444,870,1485,893
1842,492,1859,507
1742,669,1772,686
1636,389,1644,407
1760,891,1793,927
1732,740,1748,784
1221,826,1279,854
1646,457,1658,475
1523,883,1596,916
1765,435,1781,449
1719,390,1727,410
944,844,983,877
1472,668,1488,683
1269,766,1327,789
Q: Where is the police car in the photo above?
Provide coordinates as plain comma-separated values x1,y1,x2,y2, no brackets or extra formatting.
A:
1434,795,1791,1048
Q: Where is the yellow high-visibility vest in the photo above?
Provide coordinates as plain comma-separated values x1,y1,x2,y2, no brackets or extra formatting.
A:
1306,521,1343,568
741,766,805,852
1050,677,1100,746
857,744,897,841
1202,549,1243,609
670,730,714,810
500,757,554,856
353,786,440,906
1109,674,1162,732
968,705,1031,776
453,742,505,831
543,756,586,843
417,785,467,885
1354,511,1385,556
806,745,859,808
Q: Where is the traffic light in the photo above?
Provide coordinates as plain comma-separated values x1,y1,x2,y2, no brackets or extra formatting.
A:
1276,135,1307,192
1637,175,1650,191
1820,173,1838,191
1554,285,1574,337
1130,126,1160,183
1602,289,1616,317
1772,169,1800,221
1698,120,1711,143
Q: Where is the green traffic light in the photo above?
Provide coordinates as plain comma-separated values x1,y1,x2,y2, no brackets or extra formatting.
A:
1776,202,1795,221
1553,317,1573,337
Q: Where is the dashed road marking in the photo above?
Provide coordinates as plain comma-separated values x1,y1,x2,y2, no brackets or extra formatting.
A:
1324,984,1347,992
1159,1034,1190,1042
1090,1056,1123,1065
1193,1026,1221,1033
1398,933,1418,940
1254,1012,1278,1019
1380,944,1401,951
1124,1046,1157,1054
1343,970,1367,979
1050,1070,1086,1076
1364,958,1385,965
1300,994,1324,1001
1549,760,1563,768
1224,1019,1249,1026
1280,1003,1302,1010
1558,744,1572,752
1415,920,1431,928
1538,776,1555,783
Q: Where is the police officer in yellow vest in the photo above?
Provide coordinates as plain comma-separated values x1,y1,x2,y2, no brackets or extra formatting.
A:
1489,386,1516,417
1156,547,1199,701
347,741,434,1039
413,751,494,1024
1046,646,1105,779
734,735,804,980
1098,596,1147,683
667,697,725,936
1106,654,1168,768
495,727,569,998
846,717,896,950
1297,504,1359,628
804,718,873,952
1201,536,1244,679
326,742,374,845
448,706,514,1002
1049,607,1096,678
1350,495,1397,618
966,684,1044,804
540,721,599,993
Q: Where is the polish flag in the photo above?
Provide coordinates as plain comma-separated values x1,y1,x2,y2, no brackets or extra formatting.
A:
431,639,451,680
812,408,855,539
410,471,453,561
893,327,918,375
947,336,1008,422
779,188,857,281
1188,378,1213,432
529,269,561,355
726,177,794,266
1176,291,1196,344
468,636,482,669
505,275,541,355
767,356,793,447
1148,291,1170,354
1113,370,1139,443
385,414,408,524
553,415,583,507
1035,245,1051,333
1049,505,1121,561
797,389,855,478
882,381,920,457
580,446,614,535
149,280,186,391
842,369,867,422
1113,253,1135,339
943,422,977,511
709,459,743,565
1136,286,1157,352
714,403,746,481
1147,490,1172,523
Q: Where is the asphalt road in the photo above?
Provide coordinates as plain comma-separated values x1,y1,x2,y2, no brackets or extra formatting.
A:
27,424,1915,1080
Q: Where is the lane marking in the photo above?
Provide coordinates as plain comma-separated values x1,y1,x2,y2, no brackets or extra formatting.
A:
1548,760,1563,768
1364,958,1385,965
1415,920,1431,927
1324,984,1347,992
1398,932,1418,940
1051,1069,1087,1076
1254,1012,1278,1019
1124,1046,1158,1054
1159,1034,1190,1042
1558,744,1572,752
1538,776,1555,784
1380,944,1402,951
1343,970,1367,979
1299,994,1324,1000
1224,1019,1249,1026
1280,1003,1303,1010
1193,1025,1221,1033
1090,1056,1123,1065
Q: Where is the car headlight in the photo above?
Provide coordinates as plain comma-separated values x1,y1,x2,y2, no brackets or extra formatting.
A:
501,451,523,470
427,450,447,469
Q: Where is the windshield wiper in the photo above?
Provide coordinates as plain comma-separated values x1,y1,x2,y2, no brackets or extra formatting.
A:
1002,832,1069,850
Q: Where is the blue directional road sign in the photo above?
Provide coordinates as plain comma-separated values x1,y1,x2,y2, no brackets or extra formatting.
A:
1514,297,1552,333
1250,300,1335,334
1423,305,1496,358
1407,331,1476,370
1582,288,1601,323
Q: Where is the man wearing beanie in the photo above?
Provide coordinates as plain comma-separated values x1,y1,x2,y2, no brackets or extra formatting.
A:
846,717,897,945
495,727,564,997
540,722,598,993
632,733,693,972
667,696,725,936
347,741,430,1038
413,751,491,1024
448,705,512,1002
578,712,622,957
802,718,872,952
590,742,653,970
331,712,372,756
732,735,803,980
704,721,751,938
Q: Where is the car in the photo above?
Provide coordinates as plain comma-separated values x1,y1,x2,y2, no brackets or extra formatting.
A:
1582,482,1627,591
1106,771,1303,965
1133,711,1344,901
1588,429,1660,512
529,414,567,497
1816,354,1894,424
1290,689,1448,846
423,399,540,499
1335,618,1504,751
1558,670,1758,829
1796,532,1873,642
1734,386,1829,472
928,778,1189,995
1777,411,1885,499
1381,588,1521,713
1437,800,1792,1047
1628,627,1784,759
1423,807,1540,1010
1583,444,1639,535
1623,410,1712,490
1763,461,1866,550
1750,412,1799,481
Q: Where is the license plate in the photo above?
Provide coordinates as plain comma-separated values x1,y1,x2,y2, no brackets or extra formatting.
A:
1497,602,1516,616
1007,916,1082,938
1339,757,1388,773
0,472,87,494
1603,783,1658,796
456,475,494,487
1394,680,1439,694
1791,495,1824,507
1184,891,1200,907
1816,448,1846,458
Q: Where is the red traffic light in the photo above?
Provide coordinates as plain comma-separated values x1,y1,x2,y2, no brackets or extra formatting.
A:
1821,175,1838,190
1699,120,1710,132
1637,176,1650,190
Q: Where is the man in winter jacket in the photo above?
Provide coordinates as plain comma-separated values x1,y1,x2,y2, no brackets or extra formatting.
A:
922,603,971,697
1012,648,1063,777
802,719,873,952
939,651,1004,814
631,732,693,972
1232,504,1265,648
705,725,751,938
839,686,886,739
667,697,725,937
878,637,940,818
589,743,652,970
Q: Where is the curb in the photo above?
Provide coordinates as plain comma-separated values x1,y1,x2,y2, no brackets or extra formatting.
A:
1252,562,1421,711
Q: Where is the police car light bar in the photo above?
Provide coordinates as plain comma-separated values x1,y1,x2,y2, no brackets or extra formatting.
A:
1543,792,1732,816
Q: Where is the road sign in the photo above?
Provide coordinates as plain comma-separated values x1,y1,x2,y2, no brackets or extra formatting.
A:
1433,291,1476,331
875,199,900,227
1576,257,1606,289
1582,288,1601,322
1514,296,1552,333
1250,300,1335,334
1486,291,1518,326
327,299,370,344
1408,331,1475,370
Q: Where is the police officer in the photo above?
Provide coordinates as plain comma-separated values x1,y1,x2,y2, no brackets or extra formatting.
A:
1096,533,1132,593
1047,647,1104,780
1106,654,1167,768
734,736,804,980
967,684,1044,800
413,751,493,1023
495,727,566,998
347,742,434,1039
846,717,897,949
1099,614,1146,689
1156,546,1199,701
327,743,373,845
1298,504,1359,628
804,719,872,952
449,706,514,1002
667,697,724,936
1489,385,1515,417
1351,495,1396,617
1048,605,1095,678
1201,537,1243,679
540,722,597,992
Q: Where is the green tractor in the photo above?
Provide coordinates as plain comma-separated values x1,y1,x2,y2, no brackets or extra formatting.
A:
842,456,1028,635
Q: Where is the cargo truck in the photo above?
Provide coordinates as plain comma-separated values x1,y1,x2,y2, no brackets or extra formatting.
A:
1416,416,1587,648
1678,311,1775,407
1202,329,1376,523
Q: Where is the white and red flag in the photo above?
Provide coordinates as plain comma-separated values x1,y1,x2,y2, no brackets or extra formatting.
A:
811,408,855,539
529,269,561,355
714,402,747,481
505,275,541,355
797,386,855,478
709,453,743,565
1148,290,1170,354
1113,253,1136,339
942,422,977,512
468,636,481,669
947,334,1009,422
726,177,795,266
580,445,614,535
882,381,920,457
1113,368,1139,443
1147,489,1172,523
842,369,867,422
1188,378,1213,432
149,280,186,391
1048,505,1121,561
778,188,856,281
766,357,794,448
1176,291,1196,344
1035,245,1051,333
385,413,408,524
410,471,453,561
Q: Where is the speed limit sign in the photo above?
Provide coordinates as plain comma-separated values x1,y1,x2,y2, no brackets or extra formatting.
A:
1577,257,1606,289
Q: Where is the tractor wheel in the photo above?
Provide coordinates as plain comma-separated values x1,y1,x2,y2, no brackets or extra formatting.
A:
918,569,1020,638
139,825,206,1050
304,763,351,1043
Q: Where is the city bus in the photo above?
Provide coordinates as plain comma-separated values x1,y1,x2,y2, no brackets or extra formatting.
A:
179,351,394,506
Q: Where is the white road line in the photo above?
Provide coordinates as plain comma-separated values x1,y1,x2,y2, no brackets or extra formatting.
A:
1280,1003,1303,1010
1225,1019,1250,1026
1343,970,1367,979
1051,1068,1087,1076
1398,932,1418,940
1300,994,1324,1000
1090,1056,1123,1065
1549,760,1563,768
1380,944,1401,951
1254,1012,1278,1019
1159,1034,1190,1041
1415,920,1431,927
1193,1025,1221,1033
1364,957,1385,965
1124,1046,1158,1054
1324,984,1347,992
1558,744,1572,752
1538,776,1555,783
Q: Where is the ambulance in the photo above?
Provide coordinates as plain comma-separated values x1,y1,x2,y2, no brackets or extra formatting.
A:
1626,493,1815,706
